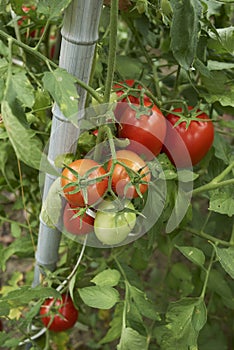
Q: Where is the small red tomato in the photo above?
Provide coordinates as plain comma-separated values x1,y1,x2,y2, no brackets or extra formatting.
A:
107,150,150,199
40,294,78,332
118,101,167,160
63,202,94,235
61,159,108,207
163,107,215,167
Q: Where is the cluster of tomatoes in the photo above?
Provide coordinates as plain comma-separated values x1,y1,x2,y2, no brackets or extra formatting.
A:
61,148,150,246
61,80,215,247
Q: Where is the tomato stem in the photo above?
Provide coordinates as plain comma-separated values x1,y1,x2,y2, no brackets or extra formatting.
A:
200,246,215,300
103,0,119,104
122,16,162,102
193,161,234,195
184,226,234,247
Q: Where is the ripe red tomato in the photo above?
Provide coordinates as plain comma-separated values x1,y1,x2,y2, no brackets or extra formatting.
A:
113,80,150,121
163,107,215,167
61,159,108,207
63,202,94,235
40,294,78,332
104,0,132,11
118,101,167,160
107,150,150,199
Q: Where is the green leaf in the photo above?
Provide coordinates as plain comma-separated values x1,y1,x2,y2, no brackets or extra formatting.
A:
209,27,234,55
176,246,205,267
100,303,123,344
207,60,234,70
207,269,234,309
209,187,234,217
91,269,121,287
11,222,21,238
11,72,35,108
41,177,63,229
201,71,234,107
213,133,233,164
42,68,79,119
78,286,119,309
0,286,60,310
129,285,161,321
1,100,43,170
37,0,73,19
214,246,234,279
117,327,148,350
116,56,143,79
156,298,207,350
0,236,34,271
170,0,202,69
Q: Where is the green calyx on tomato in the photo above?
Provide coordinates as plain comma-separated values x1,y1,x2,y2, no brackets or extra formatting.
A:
113,79,151,121
40,294,78,332
94,199,136,245
107,150,150,199
63,202,94,235
163,106,214,167
61,159,108,207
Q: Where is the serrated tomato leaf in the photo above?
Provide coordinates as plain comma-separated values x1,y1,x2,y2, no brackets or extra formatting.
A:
42,68,79,119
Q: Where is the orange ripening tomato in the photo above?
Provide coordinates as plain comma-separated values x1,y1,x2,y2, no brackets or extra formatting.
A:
107,150,150,199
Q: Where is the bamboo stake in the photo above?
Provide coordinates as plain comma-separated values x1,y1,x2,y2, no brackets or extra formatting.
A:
33,0,103,287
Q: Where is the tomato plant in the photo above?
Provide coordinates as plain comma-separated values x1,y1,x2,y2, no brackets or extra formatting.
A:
0,1,234,349
63,202,94,235
107,149,150,198
40,294,78,332
61,159,108,207
94,199,136,245
163,107,215,168
118,101,167,160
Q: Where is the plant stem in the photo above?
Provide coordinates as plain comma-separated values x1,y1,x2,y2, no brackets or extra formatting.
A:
34,19,50,51
230,224,234,245
123,16,162,101
105,125,117,159
184,226,233,247
200,247,215,299
193,178,234,195
173,65,181,95
56,235,87,292
212,161,234,183
193,161,234,195
103,0,119,103
114,257,129,330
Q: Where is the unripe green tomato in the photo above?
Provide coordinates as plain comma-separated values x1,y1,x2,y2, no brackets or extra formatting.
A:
94,199,136,245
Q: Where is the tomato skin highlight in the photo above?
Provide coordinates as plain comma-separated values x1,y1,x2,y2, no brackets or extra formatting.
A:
163,107,215,167
63,203,94,235
94,199,136,245
40,294,78,332
61,159,108,207
107,150,150,199
118,102,167,160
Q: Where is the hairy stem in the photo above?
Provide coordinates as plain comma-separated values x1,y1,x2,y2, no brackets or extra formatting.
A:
184,226,233,247
103,0,119,103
